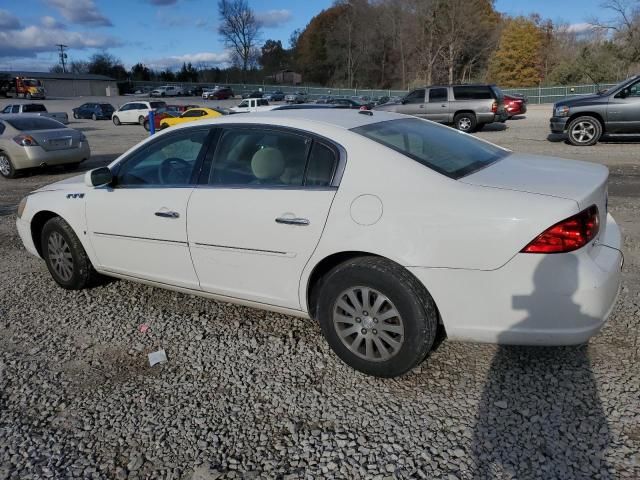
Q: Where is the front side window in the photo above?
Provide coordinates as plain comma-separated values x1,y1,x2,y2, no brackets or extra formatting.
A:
404,89,425,104
618,80,640,98
11,105,20,113
352,118,508,179
116,129,209,186
209,128,311,186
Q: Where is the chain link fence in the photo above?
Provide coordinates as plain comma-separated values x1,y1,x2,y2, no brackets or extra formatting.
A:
130,80,619,104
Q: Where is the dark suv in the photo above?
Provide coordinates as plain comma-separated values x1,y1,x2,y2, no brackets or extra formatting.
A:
550,74,640,146
375,84,508,132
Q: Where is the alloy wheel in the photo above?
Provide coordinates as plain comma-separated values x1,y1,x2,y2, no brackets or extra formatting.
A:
47,231,74,281
333,286,405,362
458,117,472,131
0,155,10,177
570,121,596,144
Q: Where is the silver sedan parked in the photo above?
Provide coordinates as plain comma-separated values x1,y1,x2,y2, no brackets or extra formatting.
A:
0,115,90,178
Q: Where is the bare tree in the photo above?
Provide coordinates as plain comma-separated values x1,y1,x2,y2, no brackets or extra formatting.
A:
590,0,640,62
217,0,261,79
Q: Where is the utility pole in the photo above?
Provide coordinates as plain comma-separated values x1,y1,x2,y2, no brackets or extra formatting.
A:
57,44,68,73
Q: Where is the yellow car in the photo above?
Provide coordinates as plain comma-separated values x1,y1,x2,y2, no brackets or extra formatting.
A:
159,108,223,129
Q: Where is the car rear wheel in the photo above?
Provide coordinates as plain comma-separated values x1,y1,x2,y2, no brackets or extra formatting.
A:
41,217,100,290
113,116,121,126
143,119,150,131
567,116,602,146
453,112,477,133
0,152,17,179
138,116,145,125
316,257,438,378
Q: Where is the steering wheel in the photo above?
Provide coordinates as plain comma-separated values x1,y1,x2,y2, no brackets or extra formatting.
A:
159,157,191,185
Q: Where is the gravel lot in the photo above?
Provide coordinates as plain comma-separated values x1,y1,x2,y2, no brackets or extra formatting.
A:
0,97,639,479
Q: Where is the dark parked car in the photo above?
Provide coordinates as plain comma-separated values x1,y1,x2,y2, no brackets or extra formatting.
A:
504,93,527,117
327,98,373,109
207,87,234,100
550,74,640,146
375,84,508,132
242,90,263,99
186,86,204,97
265,91,285,101
72,103,115,120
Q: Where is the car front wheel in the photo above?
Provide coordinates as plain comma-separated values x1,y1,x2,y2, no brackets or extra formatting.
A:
113,116,121,126
92,113,98,121
567,116,602,146
138,115,145,125
41,217,100,290
316,257,438,377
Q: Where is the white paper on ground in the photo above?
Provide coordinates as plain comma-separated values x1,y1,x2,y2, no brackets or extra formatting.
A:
148,349,167,367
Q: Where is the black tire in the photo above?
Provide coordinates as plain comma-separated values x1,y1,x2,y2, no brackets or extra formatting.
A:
0,151,18,179
453,112,477,133
160,122,169,130
143,119,150,132
113,115,121,126
41,217,101,290
138,115,145,125
73,112,79,119
567,116,602,146
92,113,98,121
316,256,438,378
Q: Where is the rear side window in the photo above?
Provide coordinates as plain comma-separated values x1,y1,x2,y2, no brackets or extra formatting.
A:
352,118,508,179
453,86,493,100
429,88,448,103
306,142,337,186
23,104,46,112
6,117,65,131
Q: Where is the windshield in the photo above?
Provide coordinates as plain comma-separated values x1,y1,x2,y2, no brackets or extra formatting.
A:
23,79,41,87
351,118,508,179
6,117,65,131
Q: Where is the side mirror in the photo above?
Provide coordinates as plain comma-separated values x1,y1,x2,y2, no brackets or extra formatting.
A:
84,167,113,187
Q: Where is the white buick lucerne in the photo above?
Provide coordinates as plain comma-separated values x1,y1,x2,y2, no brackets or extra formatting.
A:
15,110,622,377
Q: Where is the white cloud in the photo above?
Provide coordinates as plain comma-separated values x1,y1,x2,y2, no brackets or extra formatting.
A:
0,24,122,58
146,51,230,70
567,22,593,33
44,0,112,27
41,16,66,29
256,9,292,28
0,9,22,29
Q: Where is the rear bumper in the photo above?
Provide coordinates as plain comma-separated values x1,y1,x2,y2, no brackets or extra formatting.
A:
409,213,622,346
11,143,90,170
550,116,569,133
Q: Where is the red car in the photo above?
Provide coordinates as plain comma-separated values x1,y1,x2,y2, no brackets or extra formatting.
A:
143,105,199,131
504,94,527,118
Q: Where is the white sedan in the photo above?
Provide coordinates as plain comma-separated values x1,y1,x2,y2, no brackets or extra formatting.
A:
15,110,622,377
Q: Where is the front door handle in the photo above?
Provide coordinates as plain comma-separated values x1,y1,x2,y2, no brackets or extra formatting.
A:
275,216,310,226
155,210,180,218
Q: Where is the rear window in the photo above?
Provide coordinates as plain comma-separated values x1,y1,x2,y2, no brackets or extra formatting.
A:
100,104,114,110
6,117,65,131
150,101,167,109
452,86,493,100
23,104,47,112
351,118,508,179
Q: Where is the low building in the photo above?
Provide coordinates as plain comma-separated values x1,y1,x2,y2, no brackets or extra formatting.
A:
271,70,302,85
0,71,118,98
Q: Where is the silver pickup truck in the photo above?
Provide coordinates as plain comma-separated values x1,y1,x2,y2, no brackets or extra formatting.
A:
375,84,507,133
1,103,69,124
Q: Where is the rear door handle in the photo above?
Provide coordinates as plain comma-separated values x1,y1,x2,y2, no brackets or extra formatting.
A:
275,217,310,226
155,210,180,218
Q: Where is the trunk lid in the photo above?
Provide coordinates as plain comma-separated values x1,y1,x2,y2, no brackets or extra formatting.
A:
462,153,609,239
28,128,81,151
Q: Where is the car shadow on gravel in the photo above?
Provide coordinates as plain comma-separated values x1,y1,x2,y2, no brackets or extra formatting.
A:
470,255,612,479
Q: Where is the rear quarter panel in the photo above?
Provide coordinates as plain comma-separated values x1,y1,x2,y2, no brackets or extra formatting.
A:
299,132,579,310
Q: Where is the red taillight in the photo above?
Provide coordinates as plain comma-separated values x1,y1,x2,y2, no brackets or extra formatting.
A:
491,101,498,113
13,134,39,147
521,206,599,254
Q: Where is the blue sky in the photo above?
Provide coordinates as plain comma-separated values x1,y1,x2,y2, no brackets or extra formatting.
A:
0,0,610,72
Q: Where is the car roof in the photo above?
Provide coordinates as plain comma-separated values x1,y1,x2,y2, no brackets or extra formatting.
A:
175,108,407,131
